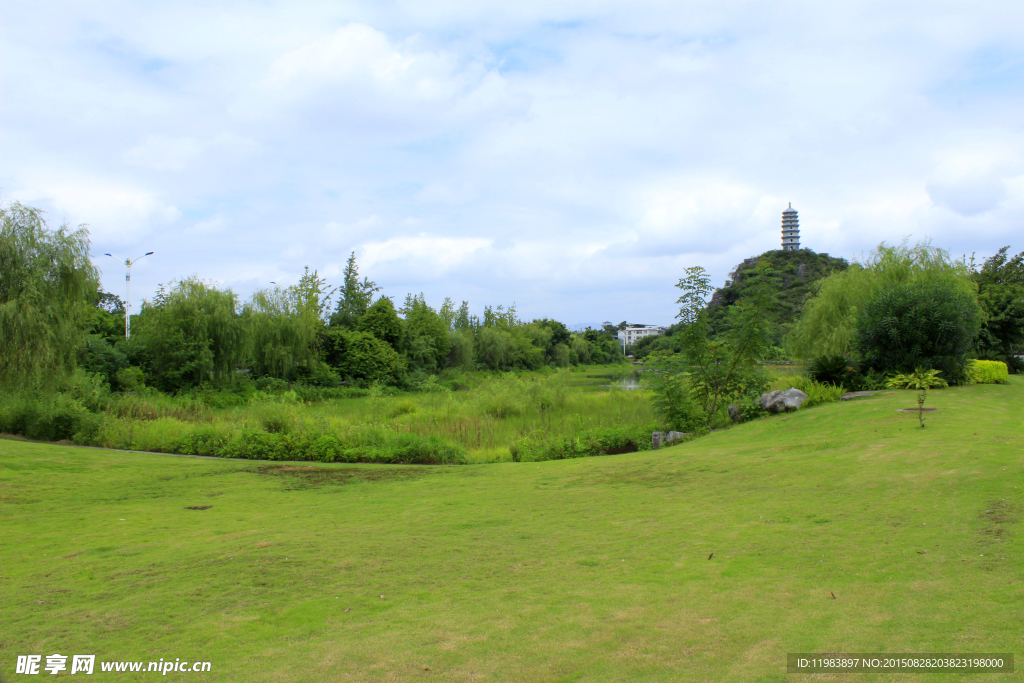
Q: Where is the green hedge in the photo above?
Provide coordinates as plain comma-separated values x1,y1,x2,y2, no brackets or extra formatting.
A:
509,425,654,462
169,428,465,464
0,394,465,465
968,360,1009,385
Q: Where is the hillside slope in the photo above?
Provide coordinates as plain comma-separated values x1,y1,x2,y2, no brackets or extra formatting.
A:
1,380,1021,681
707,249,849,339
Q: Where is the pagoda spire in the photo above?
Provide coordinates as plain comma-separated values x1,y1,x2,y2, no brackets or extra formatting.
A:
781,203,799,251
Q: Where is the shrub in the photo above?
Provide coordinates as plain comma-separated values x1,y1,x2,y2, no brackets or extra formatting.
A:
0,393,98,442
115,366,146,392
322,328,408,385
858,279,981,384
649,371,706,432
806,355,857,388
788,376,845,406
967,360,1009,385
885,368,948,390
390,399,417,417
510,425,654,462
261,413,294,434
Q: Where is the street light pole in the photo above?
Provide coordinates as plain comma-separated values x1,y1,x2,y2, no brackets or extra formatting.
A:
104,252,154,340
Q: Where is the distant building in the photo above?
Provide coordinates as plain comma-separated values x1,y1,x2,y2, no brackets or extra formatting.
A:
621,324,664,345
781,203,800,250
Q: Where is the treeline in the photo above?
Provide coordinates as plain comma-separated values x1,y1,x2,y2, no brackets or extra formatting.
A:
2,202,624,396
629,243,1024,375
646,239,1024,433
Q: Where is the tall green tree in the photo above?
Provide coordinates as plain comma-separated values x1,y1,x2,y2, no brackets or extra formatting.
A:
400,294,451,372
357,297,404,349
331,252,379,328
787,240,976,358
241,284,321,380
0,202,99,391
973,246,1024,372
857,278,981,384
650,264,774,427
130,278,246,392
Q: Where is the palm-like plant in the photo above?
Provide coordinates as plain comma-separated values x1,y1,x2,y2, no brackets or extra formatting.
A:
885,368,948,390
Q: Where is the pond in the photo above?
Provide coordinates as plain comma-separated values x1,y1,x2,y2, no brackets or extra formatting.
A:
572,368,646,390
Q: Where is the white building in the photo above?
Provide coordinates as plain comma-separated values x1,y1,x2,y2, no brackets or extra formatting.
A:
621,325,664,345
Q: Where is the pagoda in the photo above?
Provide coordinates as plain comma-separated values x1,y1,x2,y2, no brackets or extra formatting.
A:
781,203,799,251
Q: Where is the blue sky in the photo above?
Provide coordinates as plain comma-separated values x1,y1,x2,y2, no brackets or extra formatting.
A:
3,0,1023,328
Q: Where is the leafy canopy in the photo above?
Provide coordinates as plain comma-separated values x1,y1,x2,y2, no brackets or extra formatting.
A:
0,202,98,392
858,278,981,384
787,240,976,358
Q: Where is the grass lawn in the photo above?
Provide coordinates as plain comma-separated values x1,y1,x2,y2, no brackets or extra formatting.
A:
1,379,1022,681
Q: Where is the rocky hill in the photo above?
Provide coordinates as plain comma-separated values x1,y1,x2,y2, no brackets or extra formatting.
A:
706,249,849,339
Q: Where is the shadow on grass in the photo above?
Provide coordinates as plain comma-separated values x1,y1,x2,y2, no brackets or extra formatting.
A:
251,464,429,489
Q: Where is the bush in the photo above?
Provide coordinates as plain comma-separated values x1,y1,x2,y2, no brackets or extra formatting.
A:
510,425,654,462
858,279,982,385
115,366,146,392
322,328,408,385
649,371,706,432
967,360,1009,384
806,355,857,388
885,368,948,390
0,393,99,442
788,376,845,406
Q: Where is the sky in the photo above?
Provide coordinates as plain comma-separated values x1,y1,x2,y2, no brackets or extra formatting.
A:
3,0,1023,329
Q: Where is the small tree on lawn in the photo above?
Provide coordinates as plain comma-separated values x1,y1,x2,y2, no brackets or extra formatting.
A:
650,264,775,429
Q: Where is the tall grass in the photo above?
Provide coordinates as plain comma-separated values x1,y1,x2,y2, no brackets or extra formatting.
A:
2,368,658,464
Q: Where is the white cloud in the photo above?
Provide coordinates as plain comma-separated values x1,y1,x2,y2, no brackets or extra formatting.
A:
360,235,492,274
926,146,1021,217
124,136,204,171
3,1,1024,324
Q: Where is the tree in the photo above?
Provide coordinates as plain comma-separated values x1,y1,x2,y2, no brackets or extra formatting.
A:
241,284,321,380
358,297,403,349
130,278,246,392
293,266,336,322
650,264,774,427
400,294,451,372
0,202,99,391
321,328,407,385
85,291,126,343
973,246,1024,372
858,279,982,384
787,240,976,358
475,326,513,370
330,252,379,328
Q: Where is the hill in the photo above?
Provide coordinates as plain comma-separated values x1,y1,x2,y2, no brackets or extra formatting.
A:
2,379,1021,680
706,248,849,340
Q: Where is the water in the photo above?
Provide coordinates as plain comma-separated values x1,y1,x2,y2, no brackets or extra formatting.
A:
588,370,645,390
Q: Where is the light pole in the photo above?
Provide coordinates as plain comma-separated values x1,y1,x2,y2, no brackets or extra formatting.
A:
104,251,154,340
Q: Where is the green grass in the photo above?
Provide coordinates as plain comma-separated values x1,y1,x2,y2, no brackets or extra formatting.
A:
1,379,1022,681
2,366,657,464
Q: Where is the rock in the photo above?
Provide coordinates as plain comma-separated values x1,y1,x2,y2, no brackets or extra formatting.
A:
652,431,687,449
758,387,809,413
840,391,881,401
727,404,742,423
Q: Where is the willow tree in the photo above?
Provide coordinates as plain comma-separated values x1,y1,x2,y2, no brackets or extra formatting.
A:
130,277,246,392
242,282,323,379
0,202,98,391
786,240,977,358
